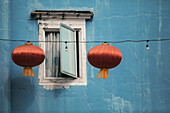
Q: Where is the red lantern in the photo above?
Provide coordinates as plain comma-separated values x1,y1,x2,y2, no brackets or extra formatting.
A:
87,43,122,79
12,43,45,77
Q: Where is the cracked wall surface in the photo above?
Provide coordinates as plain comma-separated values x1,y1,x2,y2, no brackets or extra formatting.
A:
0,0,11,113
1,0,170,113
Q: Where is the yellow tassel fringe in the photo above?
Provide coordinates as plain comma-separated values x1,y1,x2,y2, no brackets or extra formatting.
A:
97,68,109,79
23,67,34,77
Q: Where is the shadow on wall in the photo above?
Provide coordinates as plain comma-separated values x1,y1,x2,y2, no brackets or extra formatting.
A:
11,77,35,112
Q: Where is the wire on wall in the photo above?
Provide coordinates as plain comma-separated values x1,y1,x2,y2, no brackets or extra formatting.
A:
0,38,170,44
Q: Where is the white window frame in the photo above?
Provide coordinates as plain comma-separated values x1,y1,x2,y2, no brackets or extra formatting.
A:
38,19,87,89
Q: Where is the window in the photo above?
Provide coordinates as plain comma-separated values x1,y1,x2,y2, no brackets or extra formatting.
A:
44,24,79,78
31,11,93,89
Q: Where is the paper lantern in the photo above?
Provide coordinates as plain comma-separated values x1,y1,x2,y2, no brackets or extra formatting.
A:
12,43,45,77
87,42,122,79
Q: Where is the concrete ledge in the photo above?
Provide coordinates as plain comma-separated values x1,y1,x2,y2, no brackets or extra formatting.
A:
31,10,94,20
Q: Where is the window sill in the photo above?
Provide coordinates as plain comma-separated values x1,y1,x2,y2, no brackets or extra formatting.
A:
39,78,87,90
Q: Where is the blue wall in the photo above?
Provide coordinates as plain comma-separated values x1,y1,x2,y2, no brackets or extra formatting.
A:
0,0,11,113
1,0,170,113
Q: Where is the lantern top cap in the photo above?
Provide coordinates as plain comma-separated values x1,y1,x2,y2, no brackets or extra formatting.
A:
25,43,32,45
102,42,109,45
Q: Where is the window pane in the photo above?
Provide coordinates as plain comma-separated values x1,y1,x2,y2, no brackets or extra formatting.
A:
45,32,60,77
60,23,77,78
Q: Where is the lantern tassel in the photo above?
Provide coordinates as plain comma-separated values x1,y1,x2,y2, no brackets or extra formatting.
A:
97,69,109,79
23,67,34,77
104,69,109,79
97,69,103,78
102,69,105,79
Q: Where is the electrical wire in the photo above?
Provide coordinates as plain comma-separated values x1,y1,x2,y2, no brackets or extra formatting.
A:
0,38,170,44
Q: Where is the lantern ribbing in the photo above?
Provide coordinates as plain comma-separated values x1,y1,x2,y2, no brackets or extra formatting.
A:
12,43,45,77
87,43,122,79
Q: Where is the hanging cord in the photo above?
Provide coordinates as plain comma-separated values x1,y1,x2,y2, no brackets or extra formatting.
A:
0,38,170,44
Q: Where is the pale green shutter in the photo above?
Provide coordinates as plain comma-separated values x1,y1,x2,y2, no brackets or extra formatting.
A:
60,23,77,78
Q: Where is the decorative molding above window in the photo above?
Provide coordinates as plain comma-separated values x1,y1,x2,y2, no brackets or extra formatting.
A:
31,10,94,20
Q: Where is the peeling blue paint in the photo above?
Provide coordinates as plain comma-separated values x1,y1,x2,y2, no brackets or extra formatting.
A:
0,0,170,113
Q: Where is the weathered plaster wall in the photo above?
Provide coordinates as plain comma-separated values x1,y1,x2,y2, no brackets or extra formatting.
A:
0,0,11,113
9,0,170,113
